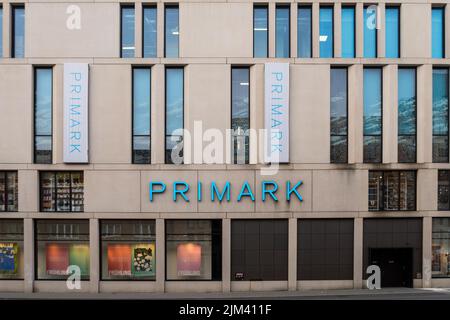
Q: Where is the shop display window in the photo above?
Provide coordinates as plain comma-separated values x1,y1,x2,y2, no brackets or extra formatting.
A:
433,218,450,278
0,172,18,212
40,172,84,212
0,220,24,279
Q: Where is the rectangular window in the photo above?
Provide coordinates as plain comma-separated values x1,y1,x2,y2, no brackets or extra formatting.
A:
11,5,24,58
231,219,288,281
385,6,400,58
432,7,445,59
253,5,268,58
0,172,18,212
433,68,449,163
231,67,250,165
0,6,3,57
101,220,156,280
165,5,179,58
143,6,157,58
398,68,417,163
166,220,222,281
121,5,135,58
368,171,416,211
341,6,355,58
35,220,89,280
275,6,290,58
34,67,53,164
319,6,333,58
297,5,312,58
363,68,382,163
165,68,184,164
438,170,450,210
40,172,84,212
432,218,450,277
132,68,151,164
330,68,348,163
363,5,377,58
0,220,24,279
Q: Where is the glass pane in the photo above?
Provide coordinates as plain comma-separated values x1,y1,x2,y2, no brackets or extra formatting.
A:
121,6,135,58
368,171,383,211
275,6,290,58
438,171,450,210
35,136,52,164
330,68,347,135
231,68,250,164
133,136,151,164
385,7,399,58
341,6,355,58
40,172,56,212
133,69,151,136
143,7,157,58
297,6,312,58
35,69,53,136
398,68,416,162
0,8,3,58
364,136,382,163
165,135,183,164
433,136,449,163
432,218,450,277
56,172,71,212
0,220,24,279
433,68,449,162
384,171,399,210
398,135,416,163
165,68,183,135
254,6,268,58
13,6,24,58
319,7,333,58
165,6,179,58
432,7,445,59
399,171,415,210
0,173,5,211
364,6,377,58
71,172,84,212
6,172,18,212
330,136,347,163
363,69,382,135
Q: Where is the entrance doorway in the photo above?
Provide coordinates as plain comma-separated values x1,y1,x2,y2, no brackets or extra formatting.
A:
369,248,413,288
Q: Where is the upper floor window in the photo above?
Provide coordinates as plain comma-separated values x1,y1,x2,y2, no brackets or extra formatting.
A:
165,5,179,58
341,6,355,58
368,171,416,211
121,5,135,58
433,68,449,163
253,5,268,58
165,68,184,164
385,6,400,58
143,6,157,58
398,68,417,163
132,68,151,164
231,67,250,164
275,5,290,58
363,68,382,163
319,6,333,58
330,67,348,163
34,67,53,164
297,5,312,58
432,6,445,59
40,171,84,212
0,172,18,212
11,5,24,58
363,5,377,58
0,6,3,57
438,171,450,210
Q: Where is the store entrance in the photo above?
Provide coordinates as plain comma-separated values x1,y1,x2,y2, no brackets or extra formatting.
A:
369,248,413,288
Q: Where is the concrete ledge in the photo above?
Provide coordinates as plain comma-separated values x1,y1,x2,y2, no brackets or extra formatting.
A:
34,281,91,293
231,281,288,292
99,281,158,293
165,281,222,293
297,280,353,290
0,280,24,292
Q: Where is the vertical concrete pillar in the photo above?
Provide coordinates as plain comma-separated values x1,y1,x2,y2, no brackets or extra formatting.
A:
422,216,432,288
89,218,99,293
334,3,341,58
157,2,164,58
18,170,38,213
417,169,438,211
417,64,433,164
290,3,297,58
355,3,364,58
382,64,398,164
353,217,363,289
3,3,10,58
288,218,297,291
268,2,275,58
135,2,142,58
24,218,34,293
151,64,165,164
222,218,231,292
312,3,320,58
156,218,165,292
377,3,385,58
348,64,363,164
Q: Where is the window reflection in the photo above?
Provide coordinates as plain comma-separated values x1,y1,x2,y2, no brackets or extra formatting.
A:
433,68,449,162
363,5,377,58
398,68,416,163
253,5,268,58
432,7,444,59
341,6,355,58
121,6,135,58
297,6,312,58
165,68,184,164
319,7,333,58
231,68,250,164
432,218,450,278
34,68,53,164
143,7,157,58
275,6,290,58
363,68,382,163
385,7,399,58
330,68,348,163
438,171,450,211
12,6,24,58
165,6,179,58
133,68,151,164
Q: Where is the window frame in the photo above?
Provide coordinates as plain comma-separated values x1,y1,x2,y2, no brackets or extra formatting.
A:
330,67,348,164
385,5,401,58
142,4,157,58
11,4,24,58
275,4,291,58
164,4,179,58
432,67,449,163
120,4,135,58
319,5,334,58
0,171,18,212
341,5,356,58
363,4,378,58
253,4,269,58
297,4,312,58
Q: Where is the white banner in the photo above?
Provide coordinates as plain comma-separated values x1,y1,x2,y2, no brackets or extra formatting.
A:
264,63,289,163
63,63,89,163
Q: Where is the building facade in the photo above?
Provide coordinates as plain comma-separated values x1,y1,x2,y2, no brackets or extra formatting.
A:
0,0,449,293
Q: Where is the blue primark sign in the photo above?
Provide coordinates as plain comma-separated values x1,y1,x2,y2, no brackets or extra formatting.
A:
149,181,303,202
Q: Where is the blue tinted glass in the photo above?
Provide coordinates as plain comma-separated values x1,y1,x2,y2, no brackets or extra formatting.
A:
363,68,382,135
0,8,3,57
13,6,24,58
298,6,312,58
35,69,52,136
121,7,135,58
320,7,333,58
385,7,399,58
433,69,449,135
341,7,355,58
331,68,348,135
166,68,183,134
364,6,377,58
432,7,445,58
231,68,250,131
133,69,151,135
165,7,179,58
398,69,416,135
275,7,290,58
254,6,268,58
143,7,157,58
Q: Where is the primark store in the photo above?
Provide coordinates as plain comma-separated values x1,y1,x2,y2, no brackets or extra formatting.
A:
0,0,449,293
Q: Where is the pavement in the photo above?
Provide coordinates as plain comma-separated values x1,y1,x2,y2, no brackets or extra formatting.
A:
1,287,450,300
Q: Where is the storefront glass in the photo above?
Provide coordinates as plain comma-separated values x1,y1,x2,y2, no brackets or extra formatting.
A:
36,220,90,280
166,220,222,280
0,220,23,279
101,220,156,280
40,172,84,212
432,218,450,278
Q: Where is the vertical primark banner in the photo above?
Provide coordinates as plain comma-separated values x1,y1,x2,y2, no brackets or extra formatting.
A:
63,63,89,163
264,63,290,163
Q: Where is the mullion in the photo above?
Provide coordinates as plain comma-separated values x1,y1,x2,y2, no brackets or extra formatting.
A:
1,172,6,212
